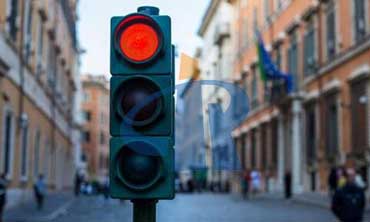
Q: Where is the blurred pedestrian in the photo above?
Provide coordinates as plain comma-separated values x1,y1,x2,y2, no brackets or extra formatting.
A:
284,171,292,199
34,174,46,210
331,168,366,222
86,183,93,195
328,167,338,197
102,176,109,200
241,169,251,199
0,174,8,222
355,169,366,190
251,169,261,196
187,179,194,193
337,167,347,189
74,170,83,197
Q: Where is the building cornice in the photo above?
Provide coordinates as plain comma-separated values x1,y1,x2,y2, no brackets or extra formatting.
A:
197,0,221,37
347,64,370,83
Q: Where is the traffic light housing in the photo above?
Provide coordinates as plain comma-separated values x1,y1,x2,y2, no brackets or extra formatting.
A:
109,7,174,200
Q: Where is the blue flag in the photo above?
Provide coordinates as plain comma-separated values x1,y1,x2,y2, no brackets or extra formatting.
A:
256,32,293,93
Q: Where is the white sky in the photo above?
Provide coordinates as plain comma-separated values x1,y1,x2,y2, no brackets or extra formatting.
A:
78,0,210,76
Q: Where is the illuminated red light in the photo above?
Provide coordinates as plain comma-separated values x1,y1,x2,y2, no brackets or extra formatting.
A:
115,14,162,63
119,23,159,62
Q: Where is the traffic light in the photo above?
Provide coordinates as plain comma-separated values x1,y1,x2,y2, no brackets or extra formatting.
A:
109,6,174,200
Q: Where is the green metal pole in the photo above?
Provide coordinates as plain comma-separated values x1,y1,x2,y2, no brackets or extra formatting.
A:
132,200,157,222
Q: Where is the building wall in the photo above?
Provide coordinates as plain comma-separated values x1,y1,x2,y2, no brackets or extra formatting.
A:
198,0,240,190
0,0,80,208
232,0,370,194
81,75,109,181
176,52,208,191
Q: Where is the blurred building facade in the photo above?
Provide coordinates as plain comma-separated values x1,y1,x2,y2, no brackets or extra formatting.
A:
81,74,109,181
176,53,207,187
230,0,370,196
0,0,82,207
198,0,240,191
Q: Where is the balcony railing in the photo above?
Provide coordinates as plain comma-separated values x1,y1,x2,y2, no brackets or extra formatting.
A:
269,80,287,105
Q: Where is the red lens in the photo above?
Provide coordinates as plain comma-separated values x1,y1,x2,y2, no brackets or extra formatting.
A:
119,23,159,62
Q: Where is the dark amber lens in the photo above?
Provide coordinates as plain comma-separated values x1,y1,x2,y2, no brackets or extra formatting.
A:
118,77,162,126
121,86,159,122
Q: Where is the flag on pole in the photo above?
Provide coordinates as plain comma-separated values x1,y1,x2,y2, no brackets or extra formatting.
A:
256,32,293,93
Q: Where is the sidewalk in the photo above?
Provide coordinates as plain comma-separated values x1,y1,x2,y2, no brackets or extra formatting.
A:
292,192,370,212
4,191,75,222
232,190,370,212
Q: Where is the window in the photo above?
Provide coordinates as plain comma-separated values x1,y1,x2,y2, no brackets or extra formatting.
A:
264,0,270,24
83,131,90,142
351,80,368,154
20,118,29,179
264,81,270,103
81,153,87,162
99,154,104,169
100,112,105,125
101,95,109,107
83,92,90,102
253,7,258,32
240,134,246,169
354,0,367,43
5,0,18,41
325,93,338,159
233,82,244,118
305,103,316,165
99,154,108,170
304,18,316,75
242,72,248,92
242,17,249,48
251,67,258,109
260,124,267,170
23,0,33,60
47,39,56,87
326,0,336,60
288,31,298,91
34,130,41,177
275,44,282,70
43,140,49,182
55,61,62,95
100,132,105,145
251,130,256,168
83,111,92,121
270,119,278,168
275,0,283,12
36,14,44,77
2,108,14,176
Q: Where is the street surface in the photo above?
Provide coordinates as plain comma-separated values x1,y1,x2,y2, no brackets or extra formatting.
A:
52,193,339,222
